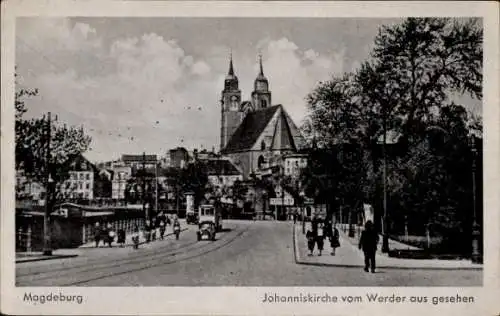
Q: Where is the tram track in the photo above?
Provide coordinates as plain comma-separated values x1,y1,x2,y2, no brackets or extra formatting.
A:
17,222,252,286
64,226,250,286
16,228,197,278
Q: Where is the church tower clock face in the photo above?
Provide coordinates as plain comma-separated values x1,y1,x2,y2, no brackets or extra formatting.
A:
230,95,239,110
256,82,267,91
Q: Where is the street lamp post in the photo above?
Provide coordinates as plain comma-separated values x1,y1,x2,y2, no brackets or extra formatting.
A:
470,136,481,263
42,112,53,256
381,116,390,253
142,152,146,220
300,190,305,234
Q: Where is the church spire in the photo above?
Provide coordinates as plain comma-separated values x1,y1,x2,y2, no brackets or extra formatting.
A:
228,50,235,76
252,52,271,109
258,53,264,76
224,50,238,91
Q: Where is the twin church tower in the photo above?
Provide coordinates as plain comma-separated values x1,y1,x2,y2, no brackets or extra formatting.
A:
218,53,305,178
220,54,272,151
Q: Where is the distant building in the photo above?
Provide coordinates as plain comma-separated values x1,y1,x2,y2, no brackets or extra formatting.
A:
60,155,97,200
282,153,308,178
121,154,158,169
197,149,219,161
16,169,45,202
168,147,189,169
110,165,132,200
204,158,243,188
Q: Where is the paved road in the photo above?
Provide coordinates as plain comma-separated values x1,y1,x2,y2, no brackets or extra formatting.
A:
16,220,481,286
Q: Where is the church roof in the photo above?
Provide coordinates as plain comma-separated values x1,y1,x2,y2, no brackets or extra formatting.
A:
222,105,281,153
271,110,297,151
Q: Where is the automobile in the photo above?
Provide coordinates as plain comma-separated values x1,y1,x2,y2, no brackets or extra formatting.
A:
197,221,216,241
199,204,223,232
186,211,199,225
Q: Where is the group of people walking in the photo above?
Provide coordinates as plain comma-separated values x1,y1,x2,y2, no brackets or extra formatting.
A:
306,217,341,256
93,212,181,249
93,222,126,248
304,216,380,273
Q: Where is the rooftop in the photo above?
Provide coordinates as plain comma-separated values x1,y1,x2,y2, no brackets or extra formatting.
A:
122,154,158,162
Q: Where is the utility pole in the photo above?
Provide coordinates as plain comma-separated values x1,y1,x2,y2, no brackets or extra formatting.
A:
155,161,159,215
381,106,390,253
470,136,481,263
281,162,285,221
142,151,147,221
42,112,52,256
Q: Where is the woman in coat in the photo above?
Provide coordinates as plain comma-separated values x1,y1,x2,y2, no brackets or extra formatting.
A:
329,223,341,255
306,222,316,256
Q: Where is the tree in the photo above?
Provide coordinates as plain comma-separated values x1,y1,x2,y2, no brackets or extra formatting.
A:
231,179,248,207
178,160,208,208
301,74,370,224
367,17,482,139
301,17,483,251
302,73,365,147
15,81,92,210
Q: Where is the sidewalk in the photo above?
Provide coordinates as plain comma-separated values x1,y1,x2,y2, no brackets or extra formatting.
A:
336,223,421,255
293,224,482,270
16,251,79,263
16,220,190,263
80,222,188,248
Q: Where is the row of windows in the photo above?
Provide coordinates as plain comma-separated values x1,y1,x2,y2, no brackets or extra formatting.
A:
64,182,92,190
63,192,91,199
69,173,92,180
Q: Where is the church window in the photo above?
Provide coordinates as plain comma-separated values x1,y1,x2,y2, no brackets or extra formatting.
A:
260,99,267,108
261,141,266,151
258,155,265,169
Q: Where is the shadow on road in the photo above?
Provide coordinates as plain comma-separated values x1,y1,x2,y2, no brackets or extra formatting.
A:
220,228,232,233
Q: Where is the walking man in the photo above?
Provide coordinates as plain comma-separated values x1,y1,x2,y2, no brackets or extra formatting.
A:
94,222,102,248
316,220,325,256
358,220,379,273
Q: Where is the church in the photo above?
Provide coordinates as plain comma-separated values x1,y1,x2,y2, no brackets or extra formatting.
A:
219,55,305,179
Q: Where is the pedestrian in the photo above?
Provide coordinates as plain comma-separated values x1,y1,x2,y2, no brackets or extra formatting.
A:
329,222,341,256
306,225,316,256
173,217,181,240
151,217,157,241
107,223,115,248
101,223,108,247
144,219,152,243
159,219,166,240
117,228,126,247
94,222,102,248
316,220,325,256
358,220,379,273
132,225,140,249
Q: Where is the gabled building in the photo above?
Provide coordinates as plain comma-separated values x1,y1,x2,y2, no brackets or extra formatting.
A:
204,158,243,188
60,154,98,201
219,54,305,179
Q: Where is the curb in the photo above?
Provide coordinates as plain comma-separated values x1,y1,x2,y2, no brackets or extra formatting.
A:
16,228,191,263
292,224,483,271
16,254,79,264
79,228,189,249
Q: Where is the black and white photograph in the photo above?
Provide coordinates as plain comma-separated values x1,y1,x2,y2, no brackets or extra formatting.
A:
1,1,499,315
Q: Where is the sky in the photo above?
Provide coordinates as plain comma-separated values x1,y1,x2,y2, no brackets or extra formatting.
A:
15,17,481,163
